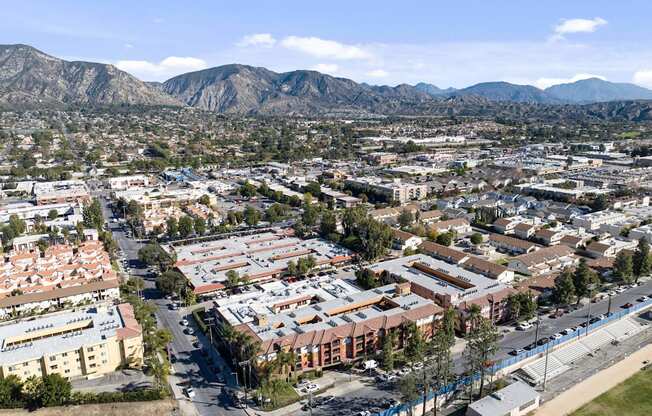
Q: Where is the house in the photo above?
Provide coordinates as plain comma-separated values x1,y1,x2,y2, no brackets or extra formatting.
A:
428,218,471,235
533,228,565,246
419,210,443,223
513,223,536,239
392,229,423,251
489,233,540,255
508,245,578,276
466,381,540,416
492,218,517,235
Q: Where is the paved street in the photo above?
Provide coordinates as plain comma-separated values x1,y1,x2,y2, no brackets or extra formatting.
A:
97,194,246,416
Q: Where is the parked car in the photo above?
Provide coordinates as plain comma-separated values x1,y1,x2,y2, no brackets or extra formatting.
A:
180,319,189,326
621,302,634,309
185,328,195,335
524,343,537,351
561,328,574,335
536,337,549,346
509,348,525,356
637,296,648,302
550,333,563,340
185,387,196,398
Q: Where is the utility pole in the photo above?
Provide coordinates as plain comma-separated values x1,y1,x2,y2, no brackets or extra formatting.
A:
532,314,541,345
607,293,613,316
585,284,596,337
542,332,551,390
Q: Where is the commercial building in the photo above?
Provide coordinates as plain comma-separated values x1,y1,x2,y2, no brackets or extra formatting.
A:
367,152,398,165
33,180,90,206
106,175,151,190
230,283,441,374
0,303,143,381
165,229,353,296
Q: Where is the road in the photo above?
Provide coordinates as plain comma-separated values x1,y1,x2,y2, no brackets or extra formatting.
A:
97,194,246,416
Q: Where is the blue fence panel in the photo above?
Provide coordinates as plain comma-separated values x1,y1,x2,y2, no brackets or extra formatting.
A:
373,297,652,415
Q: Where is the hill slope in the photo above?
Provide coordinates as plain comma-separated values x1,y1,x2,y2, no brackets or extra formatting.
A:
545,78,652,103
0,44,180,108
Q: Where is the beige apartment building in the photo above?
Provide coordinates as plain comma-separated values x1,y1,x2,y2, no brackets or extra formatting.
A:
0,303,143,381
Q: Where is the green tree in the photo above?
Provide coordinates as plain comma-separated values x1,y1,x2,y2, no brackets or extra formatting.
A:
553,268,576,308
296,255,316,277
436,232,453,247
573,258,599,303
398,209,414,228
633,238,651,281
239,181,258,198
225,270,241,288
464,317,499,400
244,206,261,226
157,271,185,295
166,217,178,239
8,214,26,236
470,233,483,245
302,204,318,226
82,199,104,230
398,374,419,416
404,322,426,364
355,268,378,289
198,194,211,206
178,215,194,238
0,375,22,407
382,331,397,371
320,209,338,237
39,374,72,407
194,216,206,236
47,209,59,221
138,243,171,269
613,251,634,284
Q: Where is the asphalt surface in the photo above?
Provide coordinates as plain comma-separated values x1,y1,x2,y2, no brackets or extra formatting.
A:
97,194,246,416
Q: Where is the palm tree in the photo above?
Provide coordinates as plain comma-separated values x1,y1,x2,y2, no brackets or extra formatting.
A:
273,349,296,382
466,304,482,333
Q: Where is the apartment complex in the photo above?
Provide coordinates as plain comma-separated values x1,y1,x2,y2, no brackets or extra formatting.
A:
366,255,514,327
345,177,428,203
0,240,118,299
508,245,578,276
231,283,441,374
0,303,143,381
165,229,353,296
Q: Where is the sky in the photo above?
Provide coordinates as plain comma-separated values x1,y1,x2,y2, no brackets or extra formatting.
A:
3,0,652,89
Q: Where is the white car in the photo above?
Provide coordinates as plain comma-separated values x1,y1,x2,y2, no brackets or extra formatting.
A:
550,333,563,340
300,383,319,394
516,322,533,331
185,328,195,335
185,387,196,398
180,319,189,326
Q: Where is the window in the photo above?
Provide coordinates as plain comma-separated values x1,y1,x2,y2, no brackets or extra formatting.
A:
519,399,537,411
87,347,94,352
23,363,28,367
88,355,95,360
50,365,58,370
64,369,70,374
49,355,56,361
102,360,108,364
89,363,96,368
62,352,68,357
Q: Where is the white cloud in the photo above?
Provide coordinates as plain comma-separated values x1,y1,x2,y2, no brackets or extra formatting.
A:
634,70,652,88
312,63,339,74
237,33,276,48
366,69,389,78
116,56,208,81
533,73,606,89
552,17,607,41
124,43,134,49
281,36,372,60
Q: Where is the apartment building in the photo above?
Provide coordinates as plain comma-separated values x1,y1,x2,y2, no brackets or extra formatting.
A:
427,218,472,235
367,152,398,165
489,234,540,255
0,240,118,299
0,303,143,381
164,229,353,296
345,177,428,203
367,255,515,328
230,283,441,374
419,241,514,282
572,210,627,231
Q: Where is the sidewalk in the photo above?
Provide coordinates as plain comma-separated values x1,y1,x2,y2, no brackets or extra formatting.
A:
535,343,652,416
249,371,369,416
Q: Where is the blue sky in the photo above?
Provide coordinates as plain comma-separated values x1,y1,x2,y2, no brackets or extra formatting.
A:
3,1,652,88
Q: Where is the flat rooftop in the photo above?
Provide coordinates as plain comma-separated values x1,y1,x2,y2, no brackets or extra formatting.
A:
214,276,360,326
164,229,353,293
366,254,508,305
0,303,140,365
249,283,436,342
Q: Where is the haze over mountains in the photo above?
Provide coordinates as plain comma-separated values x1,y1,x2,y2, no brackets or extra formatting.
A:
2,44,652,116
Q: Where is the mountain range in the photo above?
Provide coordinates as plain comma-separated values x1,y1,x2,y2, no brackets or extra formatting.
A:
2,44,652,117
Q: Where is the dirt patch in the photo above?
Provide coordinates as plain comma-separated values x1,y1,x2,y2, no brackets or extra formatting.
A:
0,400,178,416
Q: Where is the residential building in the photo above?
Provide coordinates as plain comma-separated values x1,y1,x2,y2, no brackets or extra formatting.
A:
345,177,428,203
488,234,540,255
0,303,143,381
508,245,578,276
367,152,398,165
229,283,441,374
164,229,353,296
419,241,514,282
572,210,627,231
391,229,423,251
428,218,471,235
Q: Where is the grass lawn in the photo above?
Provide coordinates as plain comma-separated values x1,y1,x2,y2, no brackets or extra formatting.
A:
571,367,652,416
619,131,641,139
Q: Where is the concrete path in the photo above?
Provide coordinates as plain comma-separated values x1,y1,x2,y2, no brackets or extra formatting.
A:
535,343,652,416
